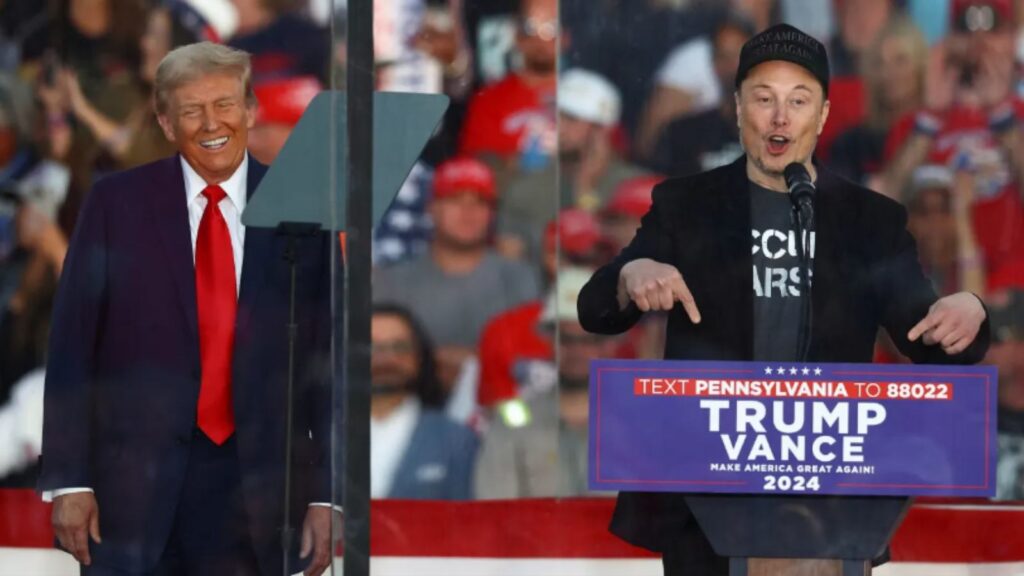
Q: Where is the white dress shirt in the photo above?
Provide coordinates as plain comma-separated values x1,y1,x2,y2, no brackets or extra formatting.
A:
47,156,338,512
184,154,248,292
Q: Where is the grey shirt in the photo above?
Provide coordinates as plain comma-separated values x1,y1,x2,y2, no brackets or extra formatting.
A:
750,181,816,361
474,388,594,499
373,250,540,347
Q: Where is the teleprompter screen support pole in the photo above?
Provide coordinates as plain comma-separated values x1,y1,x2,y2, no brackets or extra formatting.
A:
343,0,373,573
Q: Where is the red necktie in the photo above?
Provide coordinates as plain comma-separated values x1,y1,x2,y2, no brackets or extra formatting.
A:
195,184,237,444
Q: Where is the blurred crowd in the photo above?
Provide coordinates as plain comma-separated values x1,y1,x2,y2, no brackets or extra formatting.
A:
0,0,1022,502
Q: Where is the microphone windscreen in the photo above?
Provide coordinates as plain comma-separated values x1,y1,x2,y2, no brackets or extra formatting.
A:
784,162,811,188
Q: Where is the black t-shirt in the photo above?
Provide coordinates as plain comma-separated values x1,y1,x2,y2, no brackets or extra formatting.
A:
750,181,815,361
650,108,742,177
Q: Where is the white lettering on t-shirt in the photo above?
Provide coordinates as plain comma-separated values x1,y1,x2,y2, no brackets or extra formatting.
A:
752,228,815,299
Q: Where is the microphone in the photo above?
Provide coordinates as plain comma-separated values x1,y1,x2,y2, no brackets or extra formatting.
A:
784,162,815,228
783,162,815,362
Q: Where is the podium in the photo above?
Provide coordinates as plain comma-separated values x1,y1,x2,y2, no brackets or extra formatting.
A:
686,494,908,575
588,359,998,575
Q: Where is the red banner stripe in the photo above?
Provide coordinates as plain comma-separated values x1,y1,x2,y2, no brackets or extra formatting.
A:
1,490,1021,562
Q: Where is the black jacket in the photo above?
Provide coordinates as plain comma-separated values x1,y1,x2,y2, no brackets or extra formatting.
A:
577,155,990,553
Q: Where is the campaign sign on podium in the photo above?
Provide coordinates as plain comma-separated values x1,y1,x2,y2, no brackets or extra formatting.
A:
589,360,997,497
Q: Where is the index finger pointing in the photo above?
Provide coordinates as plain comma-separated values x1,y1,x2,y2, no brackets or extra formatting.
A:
908,312,940,342
668,276,701,324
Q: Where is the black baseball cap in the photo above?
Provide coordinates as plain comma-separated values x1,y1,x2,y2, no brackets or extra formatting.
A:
735,23,830,96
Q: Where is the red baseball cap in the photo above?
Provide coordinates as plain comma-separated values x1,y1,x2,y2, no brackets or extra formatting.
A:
254,76,321,126
951,0,1012,31
544,208,602,256
603,175,663,219
432,157,497,204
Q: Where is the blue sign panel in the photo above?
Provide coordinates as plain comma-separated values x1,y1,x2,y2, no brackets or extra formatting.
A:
589,360,997,497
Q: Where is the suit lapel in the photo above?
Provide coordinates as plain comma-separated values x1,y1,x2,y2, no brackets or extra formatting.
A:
714,157,755,360
390,415,426,496
148,156,199,338
236,158,272,335
808,167,843,361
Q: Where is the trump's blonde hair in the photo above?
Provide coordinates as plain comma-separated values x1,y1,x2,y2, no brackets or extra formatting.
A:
154,42,256,115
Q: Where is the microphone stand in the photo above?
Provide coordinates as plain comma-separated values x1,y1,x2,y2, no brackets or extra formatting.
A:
278,222,322,576
792,205,813,362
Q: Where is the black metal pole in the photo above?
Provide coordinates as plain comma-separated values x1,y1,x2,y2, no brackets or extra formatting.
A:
793,209,814,362
281,235,298,576
343,0,373,573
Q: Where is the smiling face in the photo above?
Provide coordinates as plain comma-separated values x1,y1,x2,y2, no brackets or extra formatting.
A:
157,72,255,184
737,60,830,190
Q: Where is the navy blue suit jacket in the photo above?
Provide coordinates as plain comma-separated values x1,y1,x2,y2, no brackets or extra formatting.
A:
39,155,335,574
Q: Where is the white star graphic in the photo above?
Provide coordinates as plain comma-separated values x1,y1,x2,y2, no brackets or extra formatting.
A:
777,366,786,374
789,367,798,375
801,367,810,376
814,367,822,376
764,366,774,375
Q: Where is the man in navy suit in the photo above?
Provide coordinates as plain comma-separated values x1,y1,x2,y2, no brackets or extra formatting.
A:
39,42,336,575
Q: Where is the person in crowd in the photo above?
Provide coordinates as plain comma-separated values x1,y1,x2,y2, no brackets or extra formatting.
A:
383,0,476,164
578,24,990,576
813,0,896,156
0,367,44,487
990,289,1024,499
39,0,238,237
457,0,556,166
598,175,662,256
39,43,335,575
410,0,474,100
0,69,69,394
0,159,68,411
648,16,750,176
0,63,64,492
883,0,1024,292
0,116,59,490
595,176,669,361
374,157,540,392
44,0,148,175
0,72,39,267
475,267,613,498
50,0,147,84
247,75,320,163
829,0,894,77
876,164,988,363
38,0,147,233
229,0,330,84
370,304,478,500
564,0,724,141
554,69,646,211
53,1,239,171
827,15,928,188
635,8,758,163
497,68,647,263
460,0,520,88
478,208,604,415
905,165,986,297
